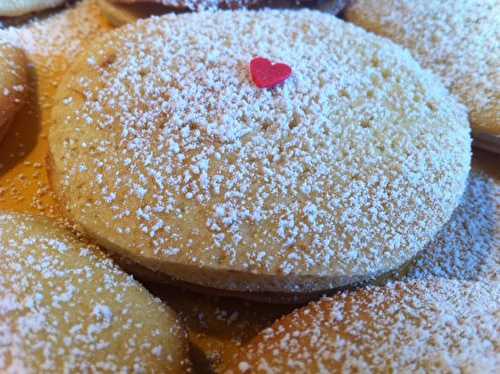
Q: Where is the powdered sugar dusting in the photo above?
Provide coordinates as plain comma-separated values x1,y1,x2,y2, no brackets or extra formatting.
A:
227,279,500,372
0,41,25,93
1,0,110,71
0,213,188,372
49,10,470,292
345,0,500,135
406,171,499,282
227,169,500,371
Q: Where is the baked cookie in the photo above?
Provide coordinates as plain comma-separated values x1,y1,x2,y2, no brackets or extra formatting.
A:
0,0,64,16
48,10,471,296
226,279,500,372
0,41,27,144
345,0,500,138
0,212,189,372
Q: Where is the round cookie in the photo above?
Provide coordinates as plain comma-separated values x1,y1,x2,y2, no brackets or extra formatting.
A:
0,212,189,372
226,279,500,372
48,10,471,296
0,41,27,144
0,0,64,16
344,0,500,138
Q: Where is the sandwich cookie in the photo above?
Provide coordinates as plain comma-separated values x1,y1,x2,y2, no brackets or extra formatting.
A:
48,9,471,297
226,279,500,372
0,212,189,372
345,0,500,150
0,41,27,144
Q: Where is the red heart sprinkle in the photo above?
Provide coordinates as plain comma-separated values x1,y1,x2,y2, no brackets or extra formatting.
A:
250,57,292,89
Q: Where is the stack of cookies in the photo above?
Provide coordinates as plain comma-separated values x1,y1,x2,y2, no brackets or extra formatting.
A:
1,0,498,372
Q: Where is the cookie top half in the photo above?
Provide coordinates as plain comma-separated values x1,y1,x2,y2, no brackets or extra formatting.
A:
0,213,189,372
49,10,471,293
345,0,500,136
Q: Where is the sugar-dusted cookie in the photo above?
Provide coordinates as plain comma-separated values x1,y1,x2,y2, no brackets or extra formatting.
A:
0,41,27,143
345,0,500,138
226,279,500,372
0,0,64,16
0,212,190,372
49,10,470,296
